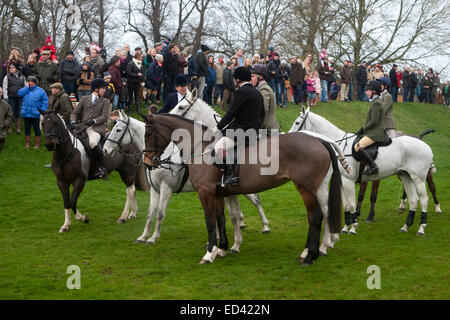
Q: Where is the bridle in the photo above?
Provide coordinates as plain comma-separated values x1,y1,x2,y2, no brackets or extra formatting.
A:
106,117,132,150
143,116,173,169
178,97,198,117
295,110,310,132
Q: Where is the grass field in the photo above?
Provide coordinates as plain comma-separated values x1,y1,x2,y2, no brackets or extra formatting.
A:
0,100,449,300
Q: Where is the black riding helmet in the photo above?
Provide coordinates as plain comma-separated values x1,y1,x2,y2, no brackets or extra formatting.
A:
252,64,269,80
233,66,251,82
91,78,106,92
365,80,382,95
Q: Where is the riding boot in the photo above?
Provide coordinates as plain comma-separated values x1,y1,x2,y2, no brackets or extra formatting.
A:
25,135,31,149
222,164,239,186
92,145,108,180
358,148,379,175
33,136,41,149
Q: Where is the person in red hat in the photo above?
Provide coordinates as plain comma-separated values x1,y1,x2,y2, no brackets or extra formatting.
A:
39,36,58,64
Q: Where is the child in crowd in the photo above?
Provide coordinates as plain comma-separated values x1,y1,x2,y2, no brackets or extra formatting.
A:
119,78,129,112
306,72,316,107
313,71,321,106
148,104,158,115
69,93,78,109
330,82,340,100
103,72,116,104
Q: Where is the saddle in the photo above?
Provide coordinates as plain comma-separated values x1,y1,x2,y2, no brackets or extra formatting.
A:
351,134,392,162
72,128,107,158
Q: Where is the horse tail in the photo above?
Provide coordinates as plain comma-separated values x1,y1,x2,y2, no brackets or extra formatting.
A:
320,140,342,234
419,129,435,140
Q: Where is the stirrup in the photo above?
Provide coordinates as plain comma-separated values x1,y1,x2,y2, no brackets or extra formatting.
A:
363,166,378,175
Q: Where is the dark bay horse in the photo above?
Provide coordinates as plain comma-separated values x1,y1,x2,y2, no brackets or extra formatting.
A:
140,113,342,266
41,111,144,232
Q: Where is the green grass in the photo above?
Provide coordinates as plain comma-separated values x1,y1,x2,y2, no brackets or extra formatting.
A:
0,100,449,300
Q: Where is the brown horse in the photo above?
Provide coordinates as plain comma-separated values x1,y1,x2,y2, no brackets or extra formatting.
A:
41,110,145,232
140,113,342,266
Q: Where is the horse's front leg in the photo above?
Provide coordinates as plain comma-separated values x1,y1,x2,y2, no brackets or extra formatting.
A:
216,196,228,258
135,187,159,244
225,196,243,253
118,184,135,224
244,193,271,233
71,178,89,224
56,179,72,233
341,178,356,234
366,180,380,222
146,183,172,244
198,187,218,265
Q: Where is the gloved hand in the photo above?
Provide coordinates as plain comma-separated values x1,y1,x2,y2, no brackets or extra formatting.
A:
79,79,84,84
212,126,220,134
85,119,96,127
70,121,77,131
356,127,364,136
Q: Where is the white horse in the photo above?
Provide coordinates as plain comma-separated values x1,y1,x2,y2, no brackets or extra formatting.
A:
289,107,435,235
169,89,354,257
103,110,270,252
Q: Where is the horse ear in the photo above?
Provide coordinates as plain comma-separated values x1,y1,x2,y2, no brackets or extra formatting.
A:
191,87,198,100
301,105,305,114
306,106,310,113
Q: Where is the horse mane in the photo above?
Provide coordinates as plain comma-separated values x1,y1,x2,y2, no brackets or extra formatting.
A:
306,112,346,135
159,113,210,131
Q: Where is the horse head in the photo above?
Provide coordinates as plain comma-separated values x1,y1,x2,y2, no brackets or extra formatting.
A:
288,106,311,133
104,110,132,156
40,110,68,151
170,88,220,128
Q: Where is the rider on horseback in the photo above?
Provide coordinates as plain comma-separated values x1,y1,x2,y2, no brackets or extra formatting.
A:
70,78,110,179
212,66,265,186
355,80,385,175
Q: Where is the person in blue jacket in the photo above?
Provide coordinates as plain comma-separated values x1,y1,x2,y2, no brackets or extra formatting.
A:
18,76,48,149
158,74,188,114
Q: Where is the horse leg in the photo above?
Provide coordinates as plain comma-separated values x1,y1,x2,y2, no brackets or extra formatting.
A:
128,184,138,220
56,179,72,233
238,206,246,230
399,174,418,233
70,178,88,224
216,196,228,258
147,183,172,244
355,181,367,220
317,181,332,256
426,171,441,214
198,187,219,265
366,180,380,222
295,183,323,266
412,176,429,235
118,184,135,224
341,178,356,234
225,196,243,253
135,187,159,244
244,193,271,233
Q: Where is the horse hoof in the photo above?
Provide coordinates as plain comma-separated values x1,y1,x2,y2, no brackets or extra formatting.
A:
199,259,211,265
262,229,271,234
399,229,407,233
398,207,405,212
240,225,246,230
58,227,69,233
83,217,89,224
319,251,327,256
117,219,126,224
416,232,425,236
134,239,145,244
145,240,156,245
365,218,374,223
301,260,314,267
128,215,136,220
230,248,240,254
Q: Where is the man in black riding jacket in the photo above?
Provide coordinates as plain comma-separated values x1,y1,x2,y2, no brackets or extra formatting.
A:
212,66,265,186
